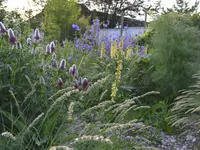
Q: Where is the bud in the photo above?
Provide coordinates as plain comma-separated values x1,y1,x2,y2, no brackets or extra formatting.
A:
52,53,56,59
6,64,12,73
82,78,89,90
46,44,51,55
78,77,82,86
60,40,64,48
74,79,79,89
7,28,16,45
39,76,45,85
57,78,63,88
52,59,58,68
27,38,31,47
33,28,40,41
16,42,22,49
50,41,56,52
69,64,78,78
59,59,66,70
0,22,7,34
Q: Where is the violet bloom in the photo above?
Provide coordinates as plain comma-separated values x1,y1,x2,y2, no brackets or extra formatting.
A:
82,78,89,90
33,28,40,41
74,79,79,89
52,59,58,68
69,64,78,78
7,28,16,46
57,78,63,88
50,41,56,52
0,22,7,34
59,59,66,70
72,24,80,31
46,44,51,55
68,56,73,61
27,38,31,47
103,23,108,28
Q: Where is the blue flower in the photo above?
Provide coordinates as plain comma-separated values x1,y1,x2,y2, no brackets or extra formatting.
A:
103,23,108,28
68,56,73,61
124,26,128,29
72,24,80,31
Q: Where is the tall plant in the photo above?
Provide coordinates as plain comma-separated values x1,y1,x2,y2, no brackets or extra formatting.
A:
151,13,200,100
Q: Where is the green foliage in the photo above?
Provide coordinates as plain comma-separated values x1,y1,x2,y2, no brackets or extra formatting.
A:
3,10,31,40
44,0,81,40
136,29,155,49
191,13,200,30
151,13,200,99
163,0,199,14
169,71,200,133
0,0,6,21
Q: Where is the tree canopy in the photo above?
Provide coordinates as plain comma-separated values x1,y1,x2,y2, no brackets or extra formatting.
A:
0,0,6,21
163,0,199,14
44,0,81,40
82,0,144,18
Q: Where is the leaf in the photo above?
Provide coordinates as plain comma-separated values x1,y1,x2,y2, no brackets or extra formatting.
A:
119,85,137,91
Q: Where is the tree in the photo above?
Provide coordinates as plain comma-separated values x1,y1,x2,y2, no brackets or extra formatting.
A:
163,0,199,14
141,0,161,30
81,0,144,21
0,0,6,21
44,0,80,40
3,10,28,37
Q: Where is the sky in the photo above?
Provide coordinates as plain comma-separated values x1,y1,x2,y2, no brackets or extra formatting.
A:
4,0,200,18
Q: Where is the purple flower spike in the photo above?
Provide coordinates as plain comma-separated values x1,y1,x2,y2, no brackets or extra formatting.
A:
0,22,7,34
46,44,51,55
69,64,78,78
50,41,56,52
7,28,16,45
74,80,79,89
34,28,40,41
57,78,63,88
59,59,66,70
52,59,58,67
27,38,31,47
82,78,89,90
72,24,80,31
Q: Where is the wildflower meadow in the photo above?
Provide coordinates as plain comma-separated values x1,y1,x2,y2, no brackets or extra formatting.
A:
1,0,200,149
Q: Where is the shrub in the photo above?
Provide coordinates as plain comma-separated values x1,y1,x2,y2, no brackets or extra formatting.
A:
151,13,200,100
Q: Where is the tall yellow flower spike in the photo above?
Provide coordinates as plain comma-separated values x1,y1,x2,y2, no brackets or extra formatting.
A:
126,47,132,60
110,41,117,59
111,50,123,101
100,43,105,59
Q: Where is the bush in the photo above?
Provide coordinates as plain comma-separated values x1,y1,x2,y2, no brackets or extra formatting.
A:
151,13,200,100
